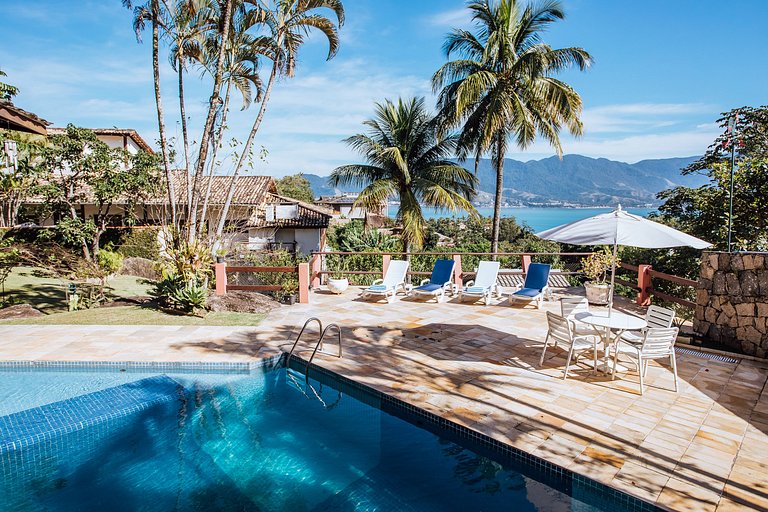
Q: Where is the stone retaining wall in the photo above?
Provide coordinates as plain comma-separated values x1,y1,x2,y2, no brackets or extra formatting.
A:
694,251,768,357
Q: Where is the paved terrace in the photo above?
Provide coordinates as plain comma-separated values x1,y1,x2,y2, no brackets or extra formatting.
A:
1,288,767,511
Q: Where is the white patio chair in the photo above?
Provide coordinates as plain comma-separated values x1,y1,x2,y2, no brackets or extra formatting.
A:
612,326,679,395
459,261,500,305
559,297,593,336
619,305,676,345
361,259,409,303
540,312,601,380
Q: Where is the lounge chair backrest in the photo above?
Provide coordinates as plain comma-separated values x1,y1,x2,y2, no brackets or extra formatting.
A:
646,305,675,329
430,259,455,285
383,260,409,288
474,261,500,289
560,297,589,318
640,327,678,357
523,263,551,291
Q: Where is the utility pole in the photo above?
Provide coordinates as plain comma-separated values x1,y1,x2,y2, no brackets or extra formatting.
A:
726,114,737,253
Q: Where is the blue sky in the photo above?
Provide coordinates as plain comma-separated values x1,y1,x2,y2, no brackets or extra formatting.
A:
1,0,767,176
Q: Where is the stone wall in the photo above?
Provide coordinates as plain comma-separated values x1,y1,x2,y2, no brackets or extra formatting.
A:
694,251,768,357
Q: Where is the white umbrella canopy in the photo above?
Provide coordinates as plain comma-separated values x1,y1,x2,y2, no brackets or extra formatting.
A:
535,205,712,314
535,206,712,249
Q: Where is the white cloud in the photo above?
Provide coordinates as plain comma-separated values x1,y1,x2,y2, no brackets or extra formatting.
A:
426,8,471,28
581,102,713,133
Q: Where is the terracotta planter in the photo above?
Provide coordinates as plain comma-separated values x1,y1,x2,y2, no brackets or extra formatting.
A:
584,282,612,305
327,278,349,294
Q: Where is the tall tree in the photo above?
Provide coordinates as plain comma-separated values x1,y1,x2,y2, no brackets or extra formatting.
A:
432,0,591,255
215,0,344,238
196,4,266,238
124,0,179,226
168,0,213,220
0,67,19,100
329,97,478,254
276,174,314,202
657,106,768,251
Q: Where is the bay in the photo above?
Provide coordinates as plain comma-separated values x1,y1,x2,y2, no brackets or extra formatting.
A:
387,206,655,233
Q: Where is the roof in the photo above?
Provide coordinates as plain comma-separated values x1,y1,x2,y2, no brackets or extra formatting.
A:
249,193,332,228
169,172,277,206
317,195,358,205
0,101,51,135
48,127,154,153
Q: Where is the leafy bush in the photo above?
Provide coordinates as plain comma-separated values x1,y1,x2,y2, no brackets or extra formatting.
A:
97,249,124,275
152,238,213,314
152,274,208,313
116,227,161,260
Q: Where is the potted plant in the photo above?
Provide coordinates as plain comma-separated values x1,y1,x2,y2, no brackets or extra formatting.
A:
579,248,619,305
327,269,349,294
215,248,227,264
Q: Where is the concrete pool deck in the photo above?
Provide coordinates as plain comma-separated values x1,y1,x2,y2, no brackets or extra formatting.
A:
1,288,767,511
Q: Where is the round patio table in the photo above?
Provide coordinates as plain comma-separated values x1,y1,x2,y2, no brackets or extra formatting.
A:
574,311,647,374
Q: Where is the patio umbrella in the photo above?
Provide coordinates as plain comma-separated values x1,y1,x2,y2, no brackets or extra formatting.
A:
534,205,711,314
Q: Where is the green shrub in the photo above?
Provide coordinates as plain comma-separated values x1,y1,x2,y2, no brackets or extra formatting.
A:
97,249,124,275
117,227,160,260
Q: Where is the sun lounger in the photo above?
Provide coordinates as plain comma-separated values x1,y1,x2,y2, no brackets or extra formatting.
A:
409,259,456,303
459,261,500,305
361,259,409,303
506,263,552,308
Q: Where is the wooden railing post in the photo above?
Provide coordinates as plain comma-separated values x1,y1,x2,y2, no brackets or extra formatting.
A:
453,253,463,291
214,262,227,296
382,254,391,278
310,253,321,289
298,262,310,304
521,254,532,273
638,264,652,306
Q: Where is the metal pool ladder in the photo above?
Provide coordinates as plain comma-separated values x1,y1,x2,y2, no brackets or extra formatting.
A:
286,317,343,381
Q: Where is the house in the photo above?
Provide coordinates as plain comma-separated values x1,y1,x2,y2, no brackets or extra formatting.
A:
0,100,50,136
172,174,332,255
47,127,154,155
315,193,387,219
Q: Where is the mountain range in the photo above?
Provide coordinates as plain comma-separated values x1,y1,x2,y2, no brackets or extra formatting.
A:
303,155,709,207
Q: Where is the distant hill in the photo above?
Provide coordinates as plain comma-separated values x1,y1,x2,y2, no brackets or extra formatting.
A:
302,155,708,207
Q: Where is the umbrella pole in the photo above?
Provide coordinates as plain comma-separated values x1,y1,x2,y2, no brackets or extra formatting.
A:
608,241,618,319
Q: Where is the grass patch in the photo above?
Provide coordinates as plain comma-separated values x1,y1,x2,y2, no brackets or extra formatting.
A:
3,266,154,313
0,305,266,326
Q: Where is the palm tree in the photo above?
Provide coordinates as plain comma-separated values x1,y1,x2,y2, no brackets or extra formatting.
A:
196,6,266,239
432,0,592,255
168,0,214,222
214,0,345,238
330,97,478,254
0,67,19,100
124,0,179,226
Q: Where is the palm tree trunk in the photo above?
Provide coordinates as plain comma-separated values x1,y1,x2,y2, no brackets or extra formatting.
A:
491,132,505,259
199,80,232,240
189,0,232,242
215,55,280,238
177,54,193,237
151,0,176,227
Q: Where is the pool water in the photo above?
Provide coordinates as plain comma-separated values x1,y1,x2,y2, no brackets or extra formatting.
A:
0,364,650,511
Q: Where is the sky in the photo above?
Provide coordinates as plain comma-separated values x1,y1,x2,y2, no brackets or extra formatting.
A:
1,0,767,177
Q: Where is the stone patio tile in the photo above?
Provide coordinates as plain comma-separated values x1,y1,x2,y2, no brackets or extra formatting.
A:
657,477,722,512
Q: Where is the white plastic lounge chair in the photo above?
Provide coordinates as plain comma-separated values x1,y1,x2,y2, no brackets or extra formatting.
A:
459,261,500,305
361,259,409,303
506,263,552,308
410,259,456,303
612,326,679,395
560,297,593,336
619,305,676,345
540,312,600,380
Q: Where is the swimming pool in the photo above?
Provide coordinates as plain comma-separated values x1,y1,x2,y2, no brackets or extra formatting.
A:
0,360,658,511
